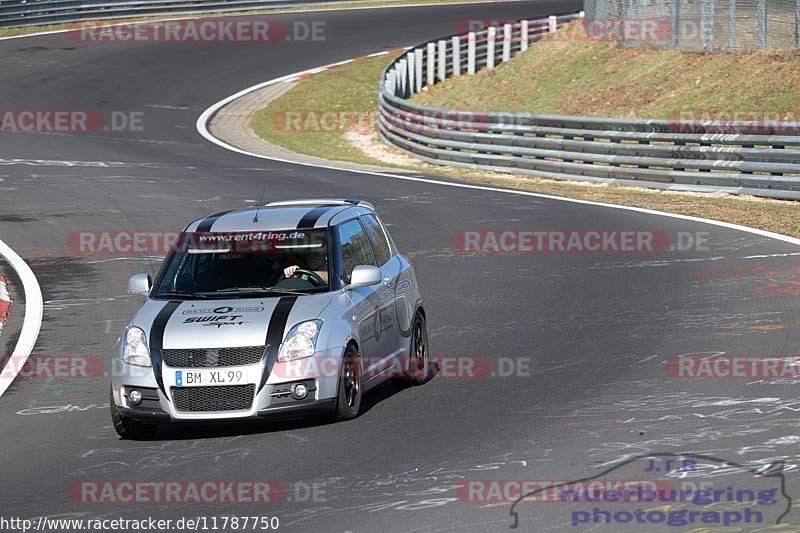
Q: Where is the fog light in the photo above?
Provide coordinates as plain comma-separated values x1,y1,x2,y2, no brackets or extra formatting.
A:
291,383,308,400
128,390,142,405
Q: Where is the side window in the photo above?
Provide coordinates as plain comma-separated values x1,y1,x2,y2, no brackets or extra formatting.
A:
336,219,376,283
361,215,392,266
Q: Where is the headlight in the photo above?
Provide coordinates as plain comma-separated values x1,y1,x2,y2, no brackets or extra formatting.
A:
122,326,151,367
278,320,322,362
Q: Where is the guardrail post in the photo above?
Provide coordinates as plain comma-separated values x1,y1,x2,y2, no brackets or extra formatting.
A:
521,20,529,51
502,23,512,62
756,0,767,49
452,36,461,76
407,52,416,94
415,51,423,92
487,26,496,69
427,42,436,86
398,58,408,97
548,15,557,35
386,71,396,96
437,39,447,82
467,32,476,74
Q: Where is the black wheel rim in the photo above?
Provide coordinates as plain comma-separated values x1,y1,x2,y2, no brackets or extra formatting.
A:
413,321,426,373
343,356,360,408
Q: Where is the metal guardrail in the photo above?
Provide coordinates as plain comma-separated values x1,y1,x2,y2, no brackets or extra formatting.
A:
1,0,352,28
378,13,800,200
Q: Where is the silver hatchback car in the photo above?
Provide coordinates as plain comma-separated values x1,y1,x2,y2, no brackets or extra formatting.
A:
111,199,428,438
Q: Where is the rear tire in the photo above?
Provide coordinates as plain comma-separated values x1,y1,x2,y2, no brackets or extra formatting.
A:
334,344,362,420
407,312,429,385
110,389,157,439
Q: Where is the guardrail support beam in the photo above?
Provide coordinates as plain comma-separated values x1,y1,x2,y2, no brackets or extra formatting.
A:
467,32,476,74
437,39,447,82
521,20,529,51
415,51,423,92
397,59,407,97
385,71,396,96
426,42,436,86
487,26,496,69
502,23,512,62
452,36,461,76
407,52,415,94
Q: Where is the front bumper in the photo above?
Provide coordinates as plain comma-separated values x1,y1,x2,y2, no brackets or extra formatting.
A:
111,346,343,422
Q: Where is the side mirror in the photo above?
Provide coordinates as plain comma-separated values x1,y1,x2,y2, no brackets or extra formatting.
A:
346,265,382,289
127,274,152,296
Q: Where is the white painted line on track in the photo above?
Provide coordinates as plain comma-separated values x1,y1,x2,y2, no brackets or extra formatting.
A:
195,54,800,250
0,239,43,399
0,276,10,338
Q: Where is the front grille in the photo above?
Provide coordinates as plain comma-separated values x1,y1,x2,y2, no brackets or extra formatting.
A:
162,346,266,368
171,384,255,412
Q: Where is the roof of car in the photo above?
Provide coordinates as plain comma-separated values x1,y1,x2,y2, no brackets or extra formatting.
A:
184,199,374,233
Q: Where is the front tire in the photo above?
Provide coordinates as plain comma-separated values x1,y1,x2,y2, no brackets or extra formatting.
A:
334,344,362,420
110,389,157,439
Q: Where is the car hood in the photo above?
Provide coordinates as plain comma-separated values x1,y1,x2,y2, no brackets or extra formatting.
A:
132,294,334,349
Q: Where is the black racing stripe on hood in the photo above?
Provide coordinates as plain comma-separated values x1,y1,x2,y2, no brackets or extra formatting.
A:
296,206,333,229
195,210,232,233
258,296,298,392
149,300,181,395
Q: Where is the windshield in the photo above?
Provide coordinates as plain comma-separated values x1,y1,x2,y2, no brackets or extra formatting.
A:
153,229,330,299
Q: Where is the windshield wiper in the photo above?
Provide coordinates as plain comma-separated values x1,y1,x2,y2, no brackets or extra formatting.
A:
157,290,207,299
200,286,310,296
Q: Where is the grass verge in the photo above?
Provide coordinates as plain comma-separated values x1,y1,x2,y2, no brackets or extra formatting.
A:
249,40,800,238
413,21,800,119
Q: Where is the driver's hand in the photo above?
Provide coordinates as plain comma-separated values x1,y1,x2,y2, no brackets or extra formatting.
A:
283,265,299,278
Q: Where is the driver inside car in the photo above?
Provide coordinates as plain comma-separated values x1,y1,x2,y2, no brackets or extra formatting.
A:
282,251,329,284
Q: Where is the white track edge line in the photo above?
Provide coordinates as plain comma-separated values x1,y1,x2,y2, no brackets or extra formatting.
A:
0,239,43,399
195,54,800,250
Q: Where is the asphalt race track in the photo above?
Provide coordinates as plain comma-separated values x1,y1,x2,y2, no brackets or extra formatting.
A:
2,1,800,530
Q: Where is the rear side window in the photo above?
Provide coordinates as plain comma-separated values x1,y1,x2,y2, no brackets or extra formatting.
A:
361,215,391,266
336,219,376,283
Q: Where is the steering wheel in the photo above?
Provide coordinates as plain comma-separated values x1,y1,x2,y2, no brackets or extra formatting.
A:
283,268,326,287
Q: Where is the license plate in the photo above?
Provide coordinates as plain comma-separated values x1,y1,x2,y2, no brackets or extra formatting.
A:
174,368,248,387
